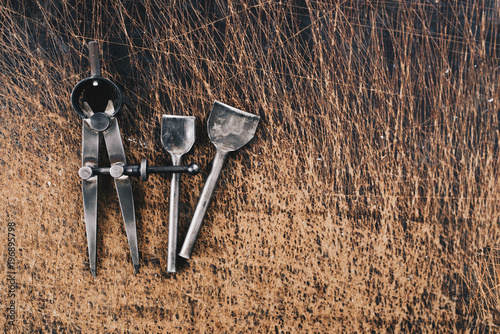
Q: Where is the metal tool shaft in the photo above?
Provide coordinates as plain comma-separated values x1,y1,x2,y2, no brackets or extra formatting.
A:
179,149,228,259
89,41,101,77
167,155,182,272
148,165,199,174
79,162,199,179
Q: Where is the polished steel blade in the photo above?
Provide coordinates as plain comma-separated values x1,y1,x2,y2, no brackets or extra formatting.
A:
102,118,140,272
82,122,99,277
114,176,139,271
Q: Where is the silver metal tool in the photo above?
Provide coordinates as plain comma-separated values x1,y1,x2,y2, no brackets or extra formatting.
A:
161,116,196,273
71,41,138,277
179,101,260,259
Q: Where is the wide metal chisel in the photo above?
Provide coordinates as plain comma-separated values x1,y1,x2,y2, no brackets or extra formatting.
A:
179,101,260,259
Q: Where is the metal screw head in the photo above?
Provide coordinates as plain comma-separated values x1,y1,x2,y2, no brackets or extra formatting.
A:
89,113,110,132
79,166,94,180
110,165,124,178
